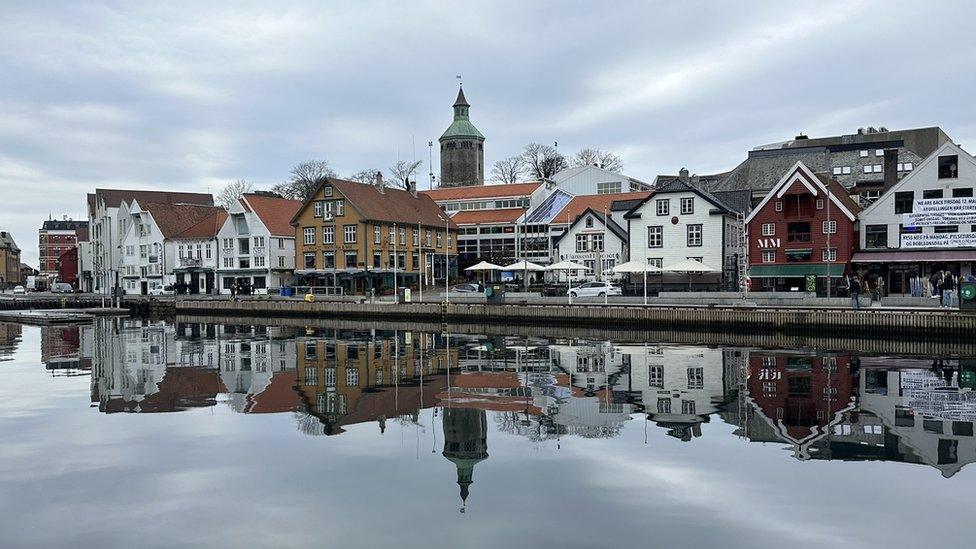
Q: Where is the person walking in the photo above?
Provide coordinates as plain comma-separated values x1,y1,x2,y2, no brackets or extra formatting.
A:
941,270,956,309
847,274,861,310
930,270,943,299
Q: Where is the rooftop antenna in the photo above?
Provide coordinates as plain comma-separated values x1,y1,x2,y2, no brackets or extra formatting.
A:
428,141,434,190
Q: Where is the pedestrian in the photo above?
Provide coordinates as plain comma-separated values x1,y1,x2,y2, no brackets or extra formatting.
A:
930,271,943,299
847,274,861,310
231,283,237,297
941,270,956,309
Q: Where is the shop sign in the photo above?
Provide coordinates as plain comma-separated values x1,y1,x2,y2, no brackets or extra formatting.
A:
904,198,976,226
901,232,976,248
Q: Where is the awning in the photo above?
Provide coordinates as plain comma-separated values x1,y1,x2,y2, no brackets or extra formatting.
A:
749,264,845,277
852,250,976,263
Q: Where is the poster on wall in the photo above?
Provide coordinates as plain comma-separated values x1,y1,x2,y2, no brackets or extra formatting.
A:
904,198,976,226
902,232,976,248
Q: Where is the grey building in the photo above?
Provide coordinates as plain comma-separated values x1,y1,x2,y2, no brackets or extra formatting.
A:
706,126,952,207
438,85,484,187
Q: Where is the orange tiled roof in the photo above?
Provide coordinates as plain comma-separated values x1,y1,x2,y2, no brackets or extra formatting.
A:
421,181,541,201
95,188,213,208
450,208,524,225
296,178,456,229
554,191,652,223
242,194,303,236
140,202,226,238
173,209,228,239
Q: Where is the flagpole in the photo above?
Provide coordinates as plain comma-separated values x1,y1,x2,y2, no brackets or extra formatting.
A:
418,221,424,302
394,222,399,304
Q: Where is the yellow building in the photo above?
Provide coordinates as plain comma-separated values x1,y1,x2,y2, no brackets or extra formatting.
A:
290,177,459,295
0,230,22,287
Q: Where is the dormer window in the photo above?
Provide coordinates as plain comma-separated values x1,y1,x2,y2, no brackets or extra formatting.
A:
585,217,593,228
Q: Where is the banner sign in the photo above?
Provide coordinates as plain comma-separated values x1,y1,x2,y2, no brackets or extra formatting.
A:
904,198,976,226
901,232,976,248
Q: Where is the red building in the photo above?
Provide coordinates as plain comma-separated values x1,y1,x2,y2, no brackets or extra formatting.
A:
745,162,860,294
38,218,87,280
57,247,79,286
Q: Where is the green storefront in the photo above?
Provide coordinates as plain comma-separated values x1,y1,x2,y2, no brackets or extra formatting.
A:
749,264,846,295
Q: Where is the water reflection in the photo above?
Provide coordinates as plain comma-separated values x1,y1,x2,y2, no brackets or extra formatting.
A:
7,317,976,486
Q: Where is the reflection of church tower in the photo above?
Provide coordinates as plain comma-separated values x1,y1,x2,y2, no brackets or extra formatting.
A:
442,407,488,512
438,85,485,187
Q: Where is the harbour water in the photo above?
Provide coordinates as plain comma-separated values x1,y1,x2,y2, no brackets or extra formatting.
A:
0,318,974,548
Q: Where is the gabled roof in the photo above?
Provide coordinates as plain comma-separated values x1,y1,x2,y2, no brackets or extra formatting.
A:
138,202,226,238
95,188,213,209
860,141,974,218
421,181,542,201
0,231,19,252
241,194,302,237
744,161,860,224
450,209,524,225
552,164,652,189
552,191,652,224
293,178,456,229
624,178,746,219
553,207,629,247
172,209,228,239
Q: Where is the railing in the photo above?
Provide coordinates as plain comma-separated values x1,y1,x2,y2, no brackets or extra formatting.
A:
292,286,345,296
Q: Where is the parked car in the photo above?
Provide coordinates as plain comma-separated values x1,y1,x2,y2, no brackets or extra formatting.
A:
52,283,74,293
567,281,622,298
450,283,482,293
12,285,25,294
148,285,175,296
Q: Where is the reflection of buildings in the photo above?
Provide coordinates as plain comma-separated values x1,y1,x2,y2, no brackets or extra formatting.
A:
41,325,93,374
442,407,488,513
0,322,23,362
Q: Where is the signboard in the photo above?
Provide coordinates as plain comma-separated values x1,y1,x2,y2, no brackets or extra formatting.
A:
904,198,976,226
901,232,976,248
756,238,780,249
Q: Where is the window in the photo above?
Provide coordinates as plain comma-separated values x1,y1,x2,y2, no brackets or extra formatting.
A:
832,166,842,175
436,232,442,247
859,150,869,157
923,189,943,199
687,367,704,390
648,366,663,388
647,226,663,248
278,256,285,267
787,222,811,242
680,197,694,214
322,225,334,244
952,188,973,198
822,248,837,262
412,229,419,246
345,368,359,387
762,250,775,263
323,185,333,197
785,249,812,262
656,199,669,216
374,226,381,244
597,181,621,194
344,251,357,268
324,368,336,387
373,252,381,268
761,223,775,236
335,200,345,216
399,227,406,246
388,226,395,243
313,201,323,217
816,199,824,210
303,227,315,245
322,252,335,269
865,225,888,248
938,155,959,179
585,217,593,228
934,225,959,233
687,224,703,246
304,253,315,268
822,220,837,234
344,225,357,244
775,201,783,212
875,149,884,156
425,231,432,246
863,164,882,174
843,166,852,175
254,256,265,267
592,234,604,252
648,258,663,268
576,234,588,252
894,191,914,214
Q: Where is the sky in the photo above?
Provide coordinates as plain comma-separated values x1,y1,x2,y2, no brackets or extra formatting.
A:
1,0,975,266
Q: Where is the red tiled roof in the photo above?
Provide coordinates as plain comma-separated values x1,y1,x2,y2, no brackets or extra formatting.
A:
297,179,456,229
554,191,652,223
242,194,303,236
173,209,228,239
421,181,542,201
95,188,213,208
140,202,226,238
243,372,301,413
450,208,523,225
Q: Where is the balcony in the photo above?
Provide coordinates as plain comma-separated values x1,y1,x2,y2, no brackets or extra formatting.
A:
787,233,811,243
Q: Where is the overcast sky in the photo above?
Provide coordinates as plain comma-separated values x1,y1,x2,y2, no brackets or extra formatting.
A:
2,1,975,265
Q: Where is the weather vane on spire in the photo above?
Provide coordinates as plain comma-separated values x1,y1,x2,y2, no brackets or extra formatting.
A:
456,74,462,86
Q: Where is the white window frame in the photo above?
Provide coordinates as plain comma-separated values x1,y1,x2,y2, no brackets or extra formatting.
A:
647,226,663,248
761,250,775,263
680,197,694,215
761,223,775,236
822,220,837,234
344,225,357,244
655,199,669,216
303,227,315,245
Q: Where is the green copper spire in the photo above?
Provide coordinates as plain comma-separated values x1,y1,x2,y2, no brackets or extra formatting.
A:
440,85,484,141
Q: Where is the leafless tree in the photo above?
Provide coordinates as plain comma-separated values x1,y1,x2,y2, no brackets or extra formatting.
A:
270,160,336,201
573,148,624,172
490,155,527,184
216,179,253,210
521,142,568,180
348,169,381,184
388,160,423,189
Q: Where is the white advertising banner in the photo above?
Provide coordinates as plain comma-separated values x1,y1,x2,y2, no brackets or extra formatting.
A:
901,232,976,248
903,198,976,226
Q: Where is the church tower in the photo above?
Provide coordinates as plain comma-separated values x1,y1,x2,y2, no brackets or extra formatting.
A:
438,85,485,187
442,407,489,512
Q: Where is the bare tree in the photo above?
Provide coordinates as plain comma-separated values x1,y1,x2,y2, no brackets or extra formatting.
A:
521,142,568,180
490,155,527,184
348,169,381,184
270,160,336,201
388,160,423,189
216,179,253,210
573,148,624,172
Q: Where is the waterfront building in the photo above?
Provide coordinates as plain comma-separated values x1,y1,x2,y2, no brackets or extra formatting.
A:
708,126,951,207
292,177,458,295
439,85,485,187
0,230,21,287
117,200,225,294
56,247,79,287
551,164,652,195
624,174,751,289
216,193,301,294
88,189,214,294
745,162,860,293
551,192,650,278
171,208,226,294
38,218,87,282
854,142,976,294
75,226,94,292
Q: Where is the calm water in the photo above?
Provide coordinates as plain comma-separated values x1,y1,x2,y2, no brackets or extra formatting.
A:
0,319,974,548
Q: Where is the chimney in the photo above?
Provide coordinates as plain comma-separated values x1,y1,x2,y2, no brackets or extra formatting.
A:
678,167,690,182
690,174,700,187
795,133,808,140
373,171,385,194
407,179,418,198
883,149,898,190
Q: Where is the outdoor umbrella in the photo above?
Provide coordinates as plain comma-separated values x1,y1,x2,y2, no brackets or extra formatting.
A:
664,258,716,291
464,261,503,285
546,260,589,302
613,260,663,305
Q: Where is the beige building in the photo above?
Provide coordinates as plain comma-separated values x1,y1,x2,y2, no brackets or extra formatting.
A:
0,231,22,287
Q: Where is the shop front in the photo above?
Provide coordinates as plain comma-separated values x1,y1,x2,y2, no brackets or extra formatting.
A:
748,263,846,295
851,250,976,296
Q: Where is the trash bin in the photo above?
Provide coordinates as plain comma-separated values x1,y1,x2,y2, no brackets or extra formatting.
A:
486,284,505,303
398,287,412,303
283,286,294,297
959,282,976,310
